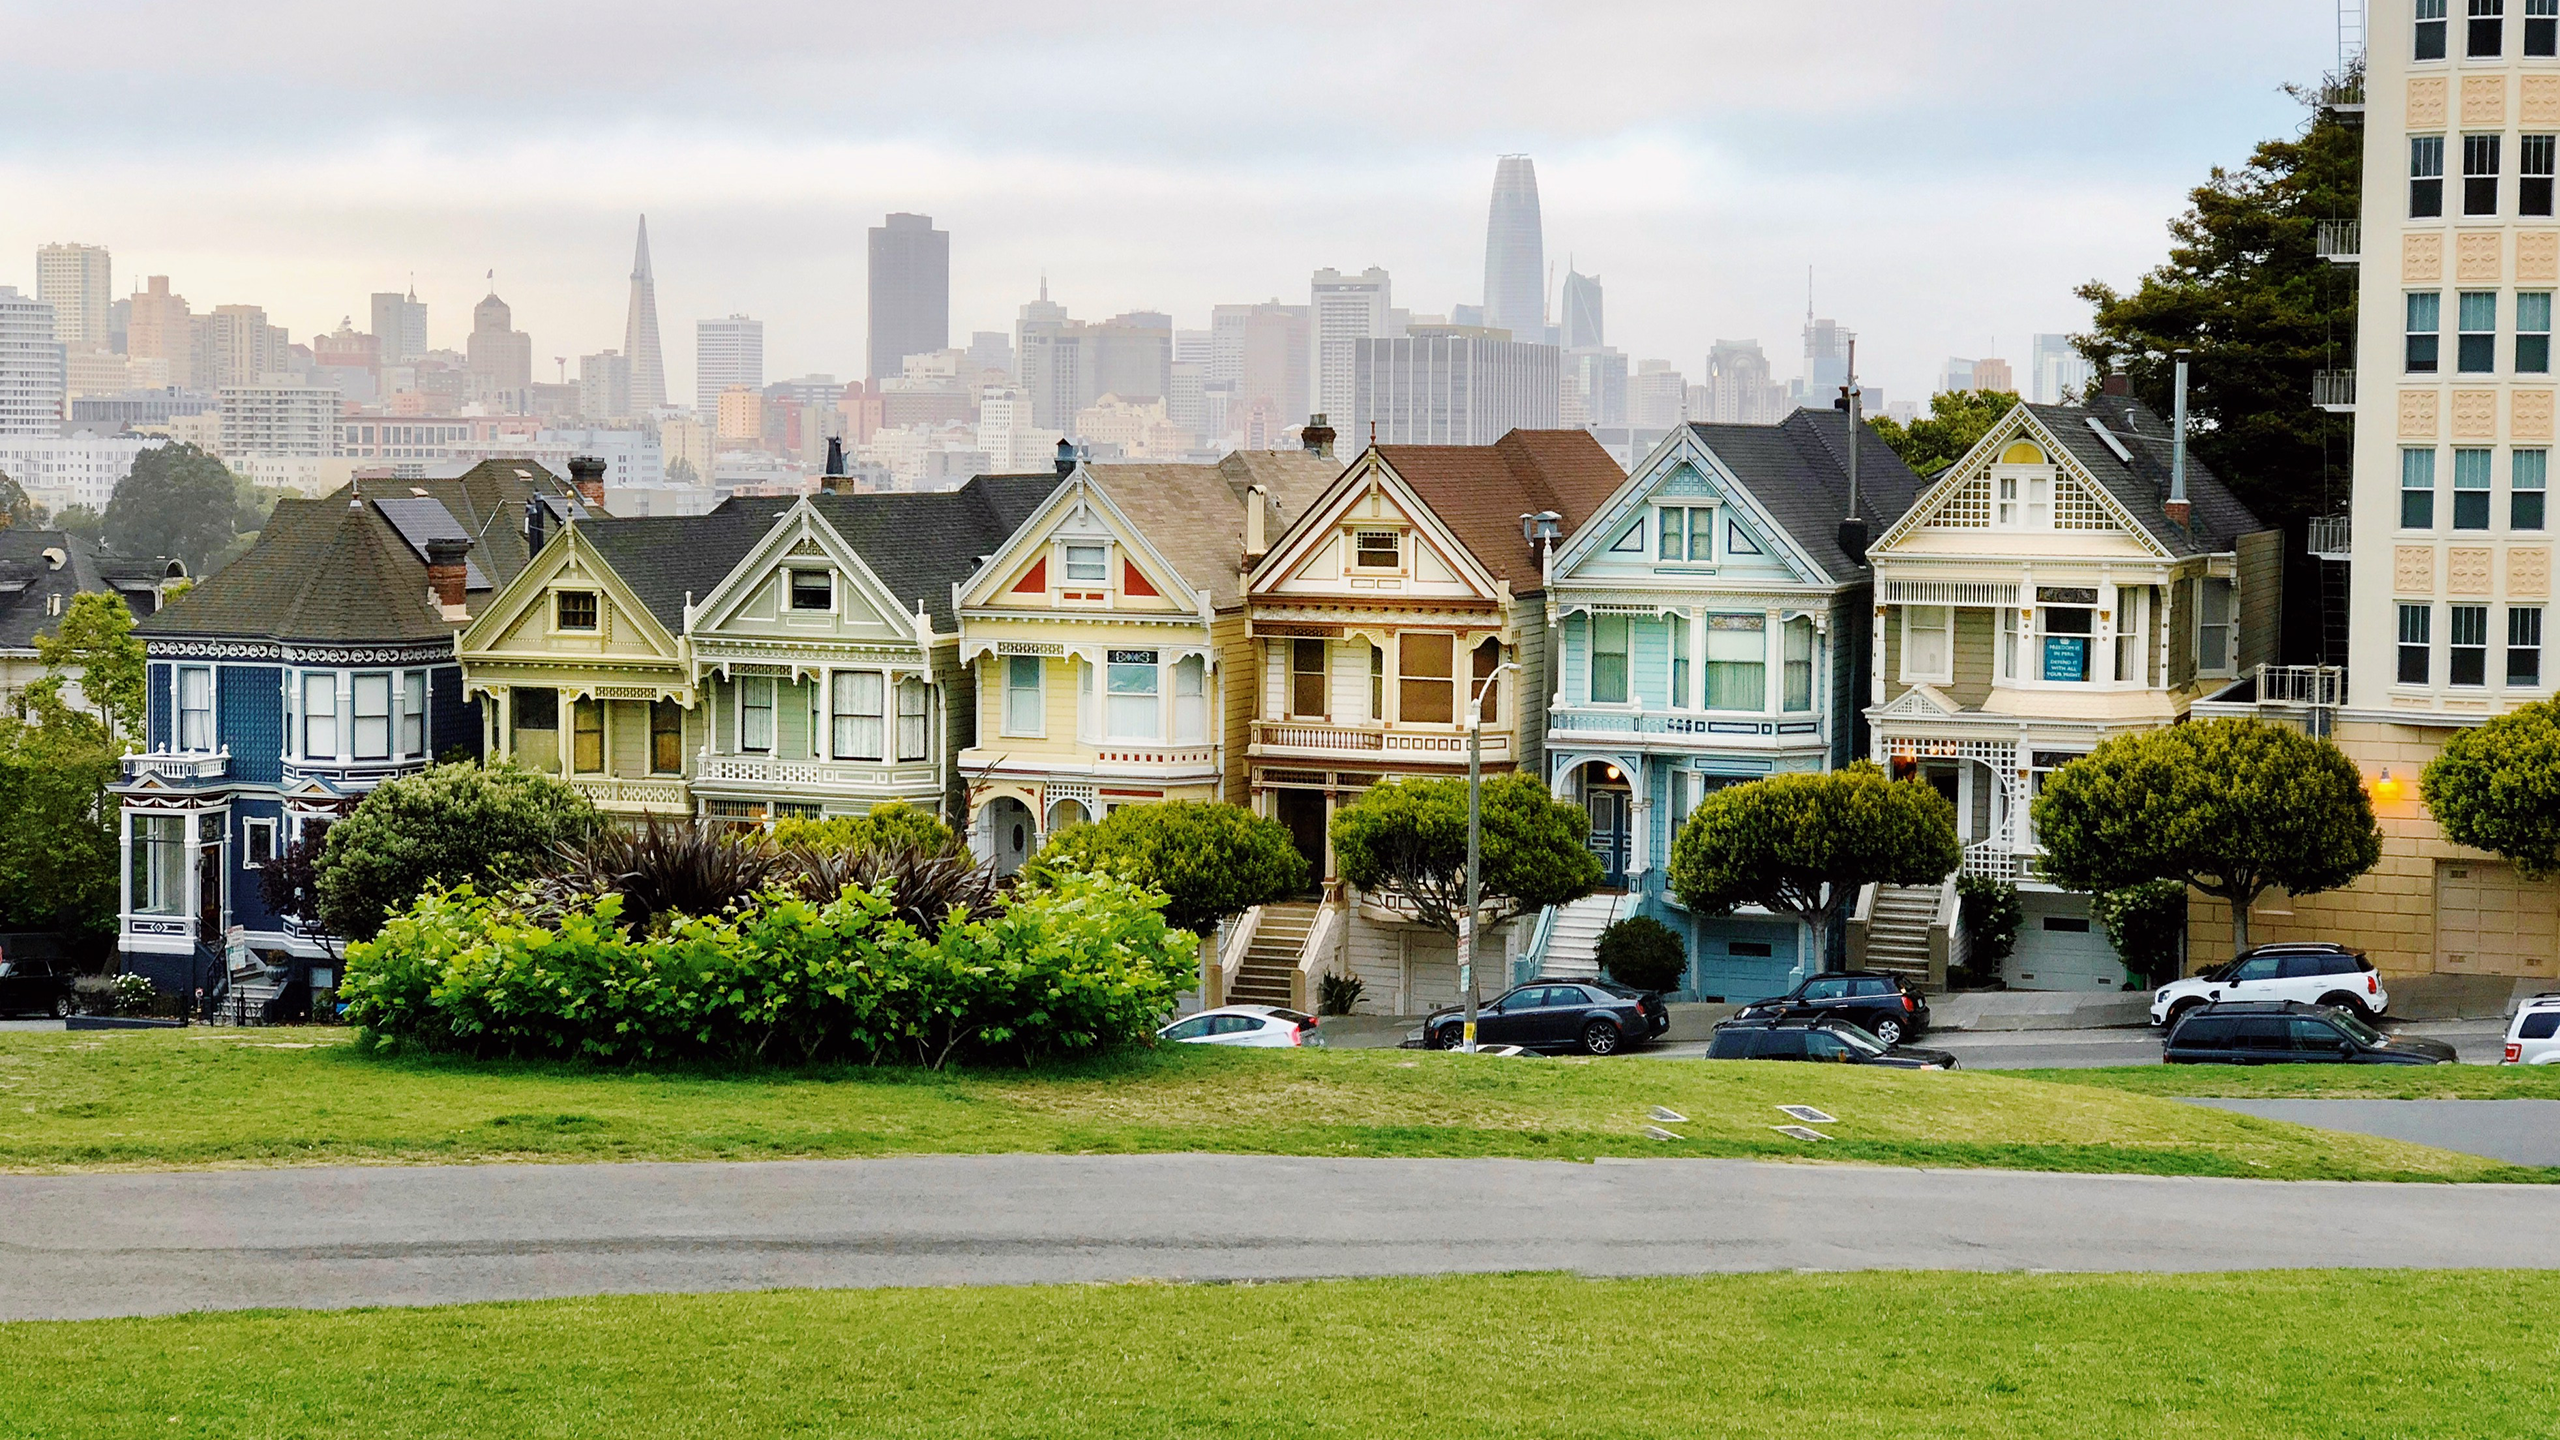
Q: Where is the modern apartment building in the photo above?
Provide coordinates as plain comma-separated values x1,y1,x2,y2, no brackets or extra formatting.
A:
1310,267,1392,425
36,243,112,352
868,213,950,383
0,287,65,435
696,315,764,424
128,277,194,390
192,305,291,391
1349,328,1562,445
2211,0,2560,980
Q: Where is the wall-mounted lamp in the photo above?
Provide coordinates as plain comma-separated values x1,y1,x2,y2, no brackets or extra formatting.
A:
2371,766,2402,803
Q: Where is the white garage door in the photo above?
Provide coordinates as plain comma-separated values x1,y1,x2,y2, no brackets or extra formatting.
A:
2006,894,2132,992
2435,861,2560,979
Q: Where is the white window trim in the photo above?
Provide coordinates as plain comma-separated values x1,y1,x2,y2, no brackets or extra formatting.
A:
176,664,215,753
553,589,600,633
1001,655,1046,738
787,568,836,616
1351,527,1406,574
1655,504,1715,565
831,668,887,761
738,674,776,754
1899,606,1956,685
1060,541,1111,589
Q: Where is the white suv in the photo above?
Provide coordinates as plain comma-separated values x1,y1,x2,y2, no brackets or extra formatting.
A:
2503,994,2560,1065
2151,943,2388,1027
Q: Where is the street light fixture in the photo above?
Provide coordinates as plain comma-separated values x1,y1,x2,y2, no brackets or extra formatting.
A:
1459,660,1520,1054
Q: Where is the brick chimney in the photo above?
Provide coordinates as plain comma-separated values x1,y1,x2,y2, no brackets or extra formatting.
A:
1301,412,1336,460
567,455,608,507
425,536,471,613
2100,371,2131,397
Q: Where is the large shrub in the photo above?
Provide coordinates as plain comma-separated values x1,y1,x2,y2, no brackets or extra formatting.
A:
2093,881,2189,984
771,802,956,859
1594,916,1687,993
316,764,600,942
1032,801,1307,935
341,868,1189,1068
2423,699,2560,879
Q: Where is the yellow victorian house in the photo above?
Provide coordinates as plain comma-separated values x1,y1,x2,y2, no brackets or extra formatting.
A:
954,448,1335,873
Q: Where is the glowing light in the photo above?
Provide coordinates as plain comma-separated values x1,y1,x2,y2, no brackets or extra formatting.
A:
2371,766,2402,803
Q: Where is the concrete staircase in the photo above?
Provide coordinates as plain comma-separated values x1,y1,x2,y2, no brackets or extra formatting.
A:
1862,884,1939,988
1229,902,1317,1008
1537,892,1625,979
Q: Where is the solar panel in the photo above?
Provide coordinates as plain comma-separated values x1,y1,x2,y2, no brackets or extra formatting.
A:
372,497,492,590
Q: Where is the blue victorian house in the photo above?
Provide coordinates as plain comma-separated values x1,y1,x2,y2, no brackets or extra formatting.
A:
1535,410,1920,1000
114,460,586,1006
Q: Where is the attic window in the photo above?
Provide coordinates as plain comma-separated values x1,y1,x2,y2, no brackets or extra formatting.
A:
1998,441,2047,465
1725,521,1761,555
790,570,832,611
1354,530,1401,568
1064,543,1107,584
557,591,598,631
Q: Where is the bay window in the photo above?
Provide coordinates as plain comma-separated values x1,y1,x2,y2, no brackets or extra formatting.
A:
898,678,930,761
1107,651,1161,740
1370,645,1385,719
571,699,603,772
1004,655,1044,735
2038,587,2098,682
130,814,187,915
1782,617,1814,711
402,672,427,758
832,671,885,760
1172,657,1207,744
352,673,392,760
2195,580,2235,676
1672,620,1693,708
1902,605,1953,682
301,673,338,759
740,675,775,752
651,698,684,774
177,666,212,752
1590,614,1630,703
1705,614,1766,710
1290,639,1327,718
1471,640,1501,724
1398,634,1454,724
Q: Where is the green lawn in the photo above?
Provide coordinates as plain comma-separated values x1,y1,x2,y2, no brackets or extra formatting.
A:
12,1271,2560,1438
2032,1063,2560,1100
0,1029,2541,1181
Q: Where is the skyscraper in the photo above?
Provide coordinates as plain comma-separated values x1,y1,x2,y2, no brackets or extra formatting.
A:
1705,339,1785,424
1560,267,1603,351
1351,327,1559,445
1481,155,1544,341
696,315,764,423
867,213,949,383
1309,267,1391,424
625,216,668,412
370,287,429,366
0,288,65,435
35,243,111,352
127,276,192,389
1796,311,1851,407
2028,333,2093,404
466,288,533,405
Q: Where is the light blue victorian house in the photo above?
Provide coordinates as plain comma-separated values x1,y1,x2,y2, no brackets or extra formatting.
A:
1535,409,1921,1000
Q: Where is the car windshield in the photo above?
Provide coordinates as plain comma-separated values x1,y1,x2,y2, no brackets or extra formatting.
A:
2332,1010,2387,1044
1823,1021,1889,1056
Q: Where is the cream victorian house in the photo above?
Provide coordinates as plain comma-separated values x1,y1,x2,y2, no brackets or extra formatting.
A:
1864,390,2281,989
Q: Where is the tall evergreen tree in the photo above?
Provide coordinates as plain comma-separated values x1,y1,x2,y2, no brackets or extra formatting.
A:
102,443,239,572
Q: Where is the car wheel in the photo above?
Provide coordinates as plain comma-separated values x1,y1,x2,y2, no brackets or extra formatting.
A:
51,995,73,1019
2317,991,2370,1019
2165,998,2204,1027
1580,1020,1621,1056
1431,1025,1465,1050
1870,1015,1905,1046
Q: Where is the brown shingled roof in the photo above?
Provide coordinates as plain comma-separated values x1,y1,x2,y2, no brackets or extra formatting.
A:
1371,429,1624,591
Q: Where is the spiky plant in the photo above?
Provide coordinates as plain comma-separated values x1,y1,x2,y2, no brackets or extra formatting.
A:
550,814,790,934
786,833,1002,940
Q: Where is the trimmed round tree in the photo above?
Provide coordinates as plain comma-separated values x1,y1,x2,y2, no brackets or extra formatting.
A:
1667,763,1960,973
1329,771,1601,939
1033,801,1308,937
2422,699,2560,879
2031,718,2379,960
771,801,958,858
315,762,601,941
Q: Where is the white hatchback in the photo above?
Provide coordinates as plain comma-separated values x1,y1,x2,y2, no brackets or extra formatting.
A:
1157,1005,1325,1049
2151,944,2387,1027
2503,995,2560,1065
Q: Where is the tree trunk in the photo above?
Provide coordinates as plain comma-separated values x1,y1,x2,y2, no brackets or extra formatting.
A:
2228,888,2254,959
1804,908,1832,976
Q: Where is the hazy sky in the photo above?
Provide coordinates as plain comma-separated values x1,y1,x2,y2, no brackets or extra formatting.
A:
1,1,2340,408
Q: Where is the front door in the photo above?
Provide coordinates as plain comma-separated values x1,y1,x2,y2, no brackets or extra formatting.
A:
196,842,224,947
1586,789,1630,887
1276,789,1327,886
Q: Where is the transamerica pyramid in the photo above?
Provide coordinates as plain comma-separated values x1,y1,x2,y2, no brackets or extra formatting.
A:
623,214,667,412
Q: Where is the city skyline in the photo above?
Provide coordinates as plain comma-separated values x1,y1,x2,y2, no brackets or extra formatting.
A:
0,2,2333,408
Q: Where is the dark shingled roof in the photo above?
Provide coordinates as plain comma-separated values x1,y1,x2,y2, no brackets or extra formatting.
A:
1370,429,1627,592
2026,396,2265,555
715,473,1062,630
1684,408,1928,582
139,460,579,644
0,530,179,655
576,510,771,634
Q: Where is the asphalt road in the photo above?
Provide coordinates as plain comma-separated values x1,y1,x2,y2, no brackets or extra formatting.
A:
2186,1098,2560,1166
7,1153,2560,1321
1632,1018,2514,1069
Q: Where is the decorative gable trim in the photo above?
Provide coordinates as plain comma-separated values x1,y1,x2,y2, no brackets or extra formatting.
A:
1872,403,2169,558
457,525,682,667
1246,451,1504,602
1878,684,1959,718
685,497,917,649
954,467,1208,618
1549,428,1828,589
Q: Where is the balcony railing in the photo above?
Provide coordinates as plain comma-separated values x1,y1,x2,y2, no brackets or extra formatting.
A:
568,775,690,812
2307,513,2351,560
2312,370,2356,412
1548,709,1819,740
119,748,229,781
1961,841,2039,884
2314,220,2360,263
1252,720,1510,762
2254,663,2348,708
695,752,940,789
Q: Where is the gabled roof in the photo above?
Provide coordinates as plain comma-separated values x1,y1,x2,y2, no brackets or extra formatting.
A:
0,529,179,654
1367,429,1624,592
1218,448,1341,542
138,460,578,645
577,512,769,634
1678,408,1927,582
717,473,1059,631
1085,453,1342,609
2026,396,2264,555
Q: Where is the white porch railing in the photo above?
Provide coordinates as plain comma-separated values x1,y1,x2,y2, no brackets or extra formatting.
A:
570,775,689,811
1253,720,1510,762
119,748,229,781
1293,902,1343,1013
1961,841,2030,883
2255,664,2347,708
2312,369,2356,412
2314,219,2360,262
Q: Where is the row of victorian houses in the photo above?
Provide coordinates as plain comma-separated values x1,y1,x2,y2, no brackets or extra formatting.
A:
112,388,2289,1013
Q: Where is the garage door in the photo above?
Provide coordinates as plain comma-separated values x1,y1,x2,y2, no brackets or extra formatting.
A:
2435,861,2560,978
1401,932,1462,1013
2007,894,2132,991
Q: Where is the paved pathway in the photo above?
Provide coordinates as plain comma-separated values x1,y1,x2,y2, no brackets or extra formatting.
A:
7,1154,2560,1321
2187,1098,2560,1166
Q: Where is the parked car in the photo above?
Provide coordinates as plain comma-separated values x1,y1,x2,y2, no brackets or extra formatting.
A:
2503,994,2560,1065
2162,1000,2455,1065
1410,981,1663,1056
1730,972,1931,1046
2151,942,2386,1027
1705,1016,1959,1069
0,946,76,1019
1157,1005,1324,1048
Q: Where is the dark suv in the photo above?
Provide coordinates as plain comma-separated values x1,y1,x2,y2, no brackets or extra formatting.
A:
1415,980,1665,1055
0,948,76,1018
1707,1016,1958,1068
1731,972,1931,1046
2163,1000,2456,1066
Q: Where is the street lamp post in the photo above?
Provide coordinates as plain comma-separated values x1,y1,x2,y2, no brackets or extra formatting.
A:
1459,661,1520,1054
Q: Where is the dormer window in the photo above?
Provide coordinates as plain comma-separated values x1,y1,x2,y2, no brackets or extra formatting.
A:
557,591,598,631
1657,506,1712,562
789,570,832,611
176,667,213,751
1991,442,2054,529
1064,544,1108,585
1354,530,1401,569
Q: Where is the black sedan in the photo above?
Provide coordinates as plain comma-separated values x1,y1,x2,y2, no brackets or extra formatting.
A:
0,951,76,1018
1731,971,1931,1046
1410,980,1665,1055
1707,1016,1959,1068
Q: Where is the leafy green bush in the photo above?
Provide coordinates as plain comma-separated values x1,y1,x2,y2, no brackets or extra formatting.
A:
770,802,956,859
1595,915,1687,993
341,869,1190,1069
2093,881,2189,984
1957,876,2023,964
1032,802,1306,935
1316,970,1365,1016
316,764,600,941
2423,699,2560,878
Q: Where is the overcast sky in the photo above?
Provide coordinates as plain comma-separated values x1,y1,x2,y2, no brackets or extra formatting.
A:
0,1,2340,408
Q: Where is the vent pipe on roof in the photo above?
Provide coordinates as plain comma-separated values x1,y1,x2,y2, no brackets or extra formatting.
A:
524,497,548,553
2167,349,2193,532
822,435,846,492
1837,337,1869,567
